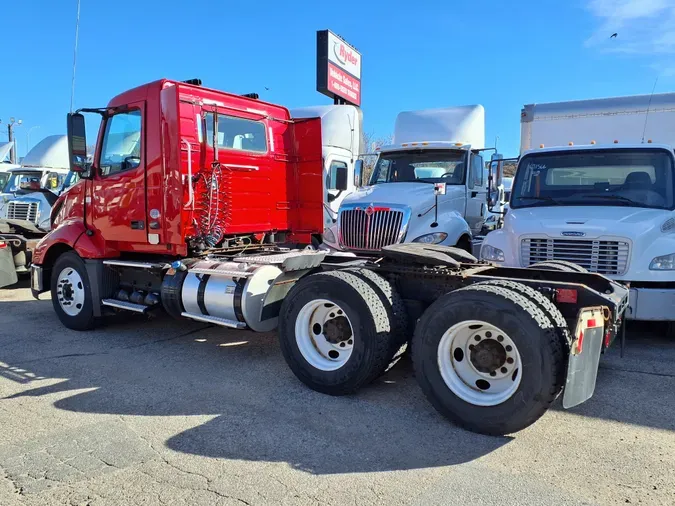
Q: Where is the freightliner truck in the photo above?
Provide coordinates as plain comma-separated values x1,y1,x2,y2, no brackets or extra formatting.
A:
481,93,675,326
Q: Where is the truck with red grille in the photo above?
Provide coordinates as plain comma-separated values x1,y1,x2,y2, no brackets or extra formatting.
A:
31,78,629,436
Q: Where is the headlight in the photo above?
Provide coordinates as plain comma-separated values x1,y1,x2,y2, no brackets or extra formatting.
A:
412,232,448,244
481,244,505,262
649,253,675,270
323,227,336,244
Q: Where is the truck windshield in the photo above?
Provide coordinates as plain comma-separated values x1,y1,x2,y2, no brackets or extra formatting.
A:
2,172,43,193
511,149,675,210
369,149,466,185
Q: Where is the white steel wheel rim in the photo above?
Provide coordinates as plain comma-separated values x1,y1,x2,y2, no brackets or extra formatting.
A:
437,320,522,406
295,299,354,371
56,267,86,317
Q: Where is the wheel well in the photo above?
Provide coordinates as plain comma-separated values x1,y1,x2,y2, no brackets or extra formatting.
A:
456,234,472,253
41,243,74,288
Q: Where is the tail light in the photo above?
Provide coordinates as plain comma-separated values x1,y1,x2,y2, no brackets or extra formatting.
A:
0,241,7,249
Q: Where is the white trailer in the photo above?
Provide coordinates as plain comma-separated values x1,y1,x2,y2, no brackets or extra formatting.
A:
481,92,675,322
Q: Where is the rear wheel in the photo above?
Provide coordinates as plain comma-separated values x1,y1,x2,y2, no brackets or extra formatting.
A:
278,270,401,395
528,261,588,273
51,252,96,331
412,282,565,435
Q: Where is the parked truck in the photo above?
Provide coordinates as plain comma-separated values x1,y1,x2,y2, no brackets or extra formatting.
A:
30,79,629,435
481,92,675,324
334,106,491,253
290,105,362,247
0,135,73,285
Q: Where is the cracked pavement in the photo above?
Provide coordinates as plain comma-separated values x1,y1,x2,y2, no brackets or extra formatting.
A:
1,282,674,505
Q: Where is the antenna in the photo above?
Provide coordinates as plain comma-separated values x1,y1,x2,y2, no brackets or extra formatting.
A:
70,0,81,113
641,76,659,144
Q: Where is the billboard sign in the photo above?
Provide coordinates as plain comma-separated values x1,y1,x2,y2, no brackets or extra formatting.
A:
316,30,362,106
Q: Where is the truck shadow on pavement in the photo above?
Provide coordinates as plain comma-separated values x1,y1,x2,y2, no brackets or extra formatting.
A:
0,300,509,474
1,297,674,474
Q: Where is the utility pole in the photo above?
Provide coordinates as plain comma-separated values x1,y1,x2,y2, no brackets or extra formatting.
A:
2,117,23,163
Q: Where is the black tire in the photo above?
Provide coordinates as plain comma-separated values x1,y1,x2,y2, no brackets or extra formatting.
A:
528,261,588,273
51,252,97,331
344,268,409,346
474,280,571,395
278,270,399,395
412,283,565,436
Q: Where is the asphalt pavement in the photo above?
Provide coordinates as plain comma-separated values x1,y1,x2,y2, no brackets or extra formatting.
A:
0,281,673,505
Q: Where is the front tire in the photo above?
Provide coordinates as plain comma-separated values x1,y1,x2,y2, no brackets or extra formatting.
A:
412,282,565,435
278,270,401,395
51,252,96,331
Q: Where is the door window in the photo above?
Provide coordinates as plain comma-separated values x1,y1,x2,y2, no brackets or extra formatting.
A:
470,154,484,189
327,160,348,190
99,110,142,177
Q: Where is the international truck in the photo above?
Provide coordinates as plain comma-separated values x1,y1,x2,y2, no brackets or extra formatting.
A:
290,105,362,247
29,78,629,436
334,106,492,253
481,92,675,325
0,135,72,285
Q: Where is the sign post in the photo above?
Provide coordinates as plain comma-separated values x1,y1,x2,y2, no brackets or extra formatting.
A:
316,30,362,107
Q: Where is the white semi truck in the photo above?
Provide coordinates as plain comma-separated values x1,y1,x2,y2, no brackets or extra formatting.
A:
332,106,490,253
290,105,362,247
481,92,675,323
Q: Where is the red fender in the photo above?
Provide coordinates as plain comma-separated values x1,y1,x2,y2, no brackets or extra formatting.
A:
33,219,114,267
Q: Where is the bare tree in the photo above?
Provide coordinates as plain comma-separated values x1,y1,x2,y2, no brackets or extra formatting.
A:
360,131,393,183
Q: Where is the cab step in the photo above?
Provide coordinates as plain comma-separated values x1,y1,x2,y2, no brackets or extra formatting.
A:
101,299,148,313
181,312,246,329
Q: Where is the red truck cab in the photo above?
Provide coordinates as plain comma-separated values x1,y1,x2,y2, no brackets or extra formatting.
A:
32,79,324,297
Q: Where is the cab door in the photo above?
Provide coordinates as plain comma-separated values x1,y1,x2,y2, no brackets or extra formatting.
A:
464,152,486,234
91,104,147,244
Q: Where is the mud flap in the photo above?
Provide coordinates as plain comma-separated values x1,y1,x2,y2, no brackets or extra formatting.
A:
0,244,18,288
260,269,315,322
562,307,605,409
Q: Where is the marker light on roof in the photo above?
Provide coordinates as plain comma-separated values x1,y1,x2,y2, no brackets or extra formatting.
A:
614,140,619,144
411,142,418,146
590,140,596,145
648,139,653,143
402,143,408,147
454,143,463,147
539,144,545,148
422,142,429,145
568,142,574,146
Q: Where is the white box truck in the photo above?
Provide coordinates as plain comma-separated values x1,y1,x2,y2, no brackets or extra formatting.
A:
481,92,675,323
334,106,491,253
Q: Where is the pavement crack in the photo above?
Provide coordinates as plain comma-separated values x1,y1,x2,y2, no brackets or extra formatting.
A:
600,365,675,378
12,351,109,365
122,326,211,349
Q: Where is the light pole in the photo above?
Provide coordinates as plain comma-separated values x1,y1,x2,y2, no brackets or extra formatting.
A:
1,117,23,163
26,126,40,155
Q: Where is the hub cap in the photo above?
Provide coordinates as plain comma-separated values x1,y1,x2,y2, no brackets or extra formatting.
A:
56,267,85,317
295,299,354,371
437,320,522,406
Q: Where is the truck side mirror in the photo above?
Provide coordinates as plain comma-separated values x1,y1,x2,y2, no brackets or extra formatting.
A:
335,165,348,191
354,159,364,188
67,113,88,173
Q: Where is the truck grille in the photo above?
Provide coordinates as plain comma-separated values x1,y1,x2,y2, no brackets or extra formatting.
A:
7,201,39,224
521,237,630,275
339,206,407,251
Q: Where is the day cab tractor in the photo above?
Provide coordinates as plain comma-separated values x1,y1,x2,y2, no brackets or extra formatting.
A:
30,78,629,436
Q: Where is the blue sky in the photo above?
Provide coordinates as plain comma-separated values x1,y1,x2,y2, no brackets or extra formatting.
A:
3,0,675,158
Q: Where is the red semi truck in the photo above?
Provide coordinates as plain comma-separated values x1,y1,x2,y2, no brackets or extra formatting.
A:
31,79,629,435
